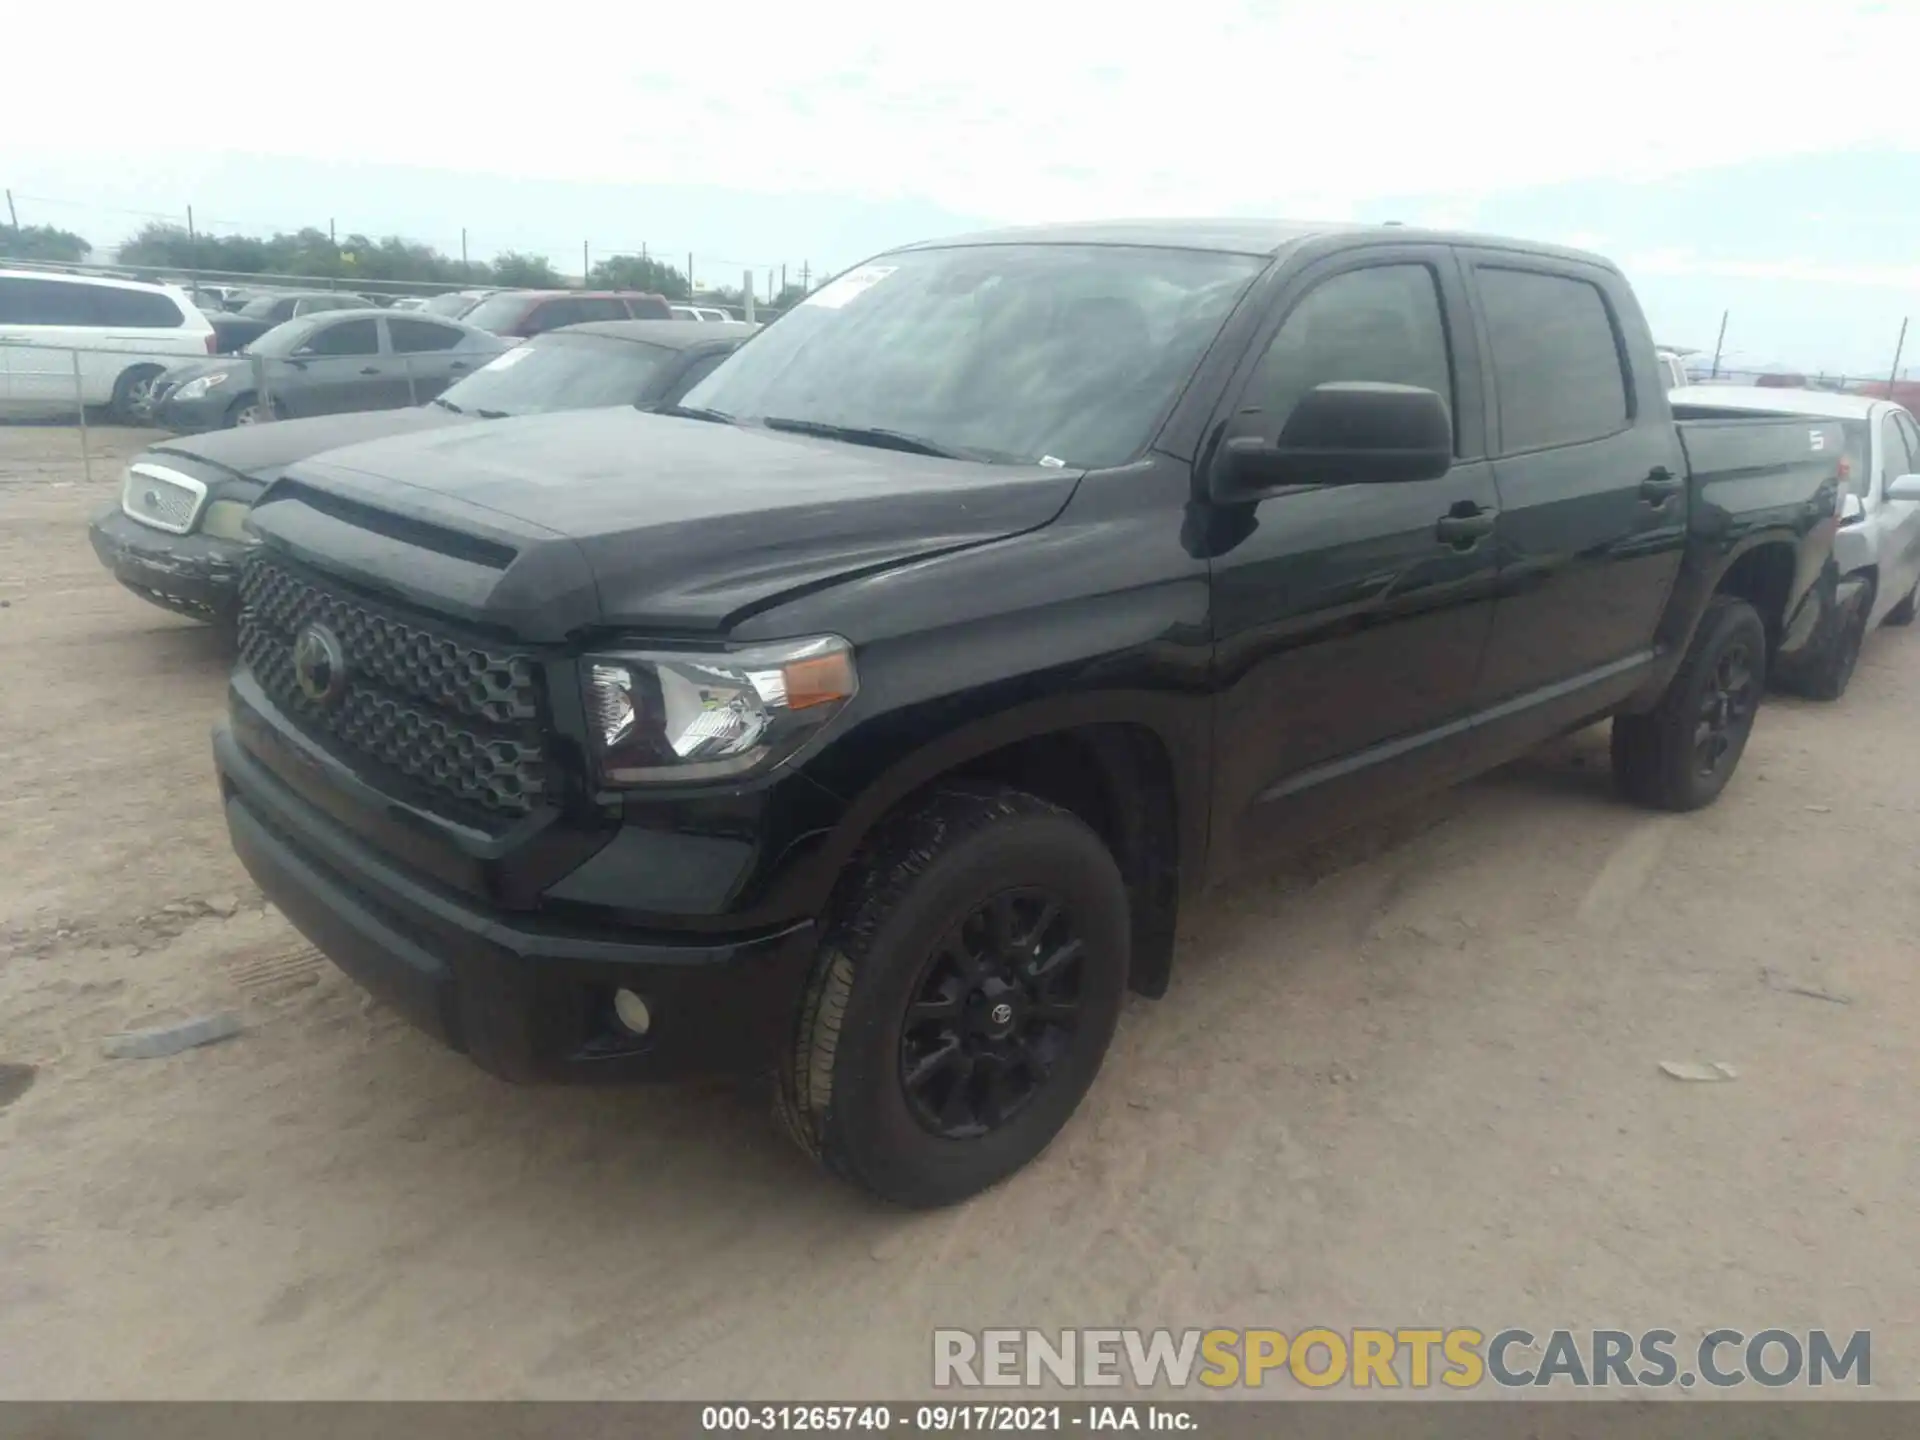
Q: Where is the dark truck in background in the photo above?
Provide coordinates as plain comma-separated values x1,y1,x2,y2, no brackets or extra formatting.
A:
211,222,1843,1207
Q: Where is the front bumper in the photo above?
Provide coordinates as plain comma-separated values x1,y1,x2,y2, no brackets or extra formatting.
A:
151,389,235,433
88,507,246,623
212,723,819,1083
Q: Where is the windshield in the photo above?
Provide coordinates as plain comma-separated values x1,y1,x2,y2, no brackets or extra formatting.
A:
421,291,479,317
437,332,670,415
681,243,1265,468
461,293,536,331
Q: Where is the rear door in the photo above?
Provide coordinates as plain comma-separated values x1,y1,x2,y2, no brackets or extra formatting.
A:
1464,254,1686,713
384,316,475,403
1207,246,1503,858
279,316,385,416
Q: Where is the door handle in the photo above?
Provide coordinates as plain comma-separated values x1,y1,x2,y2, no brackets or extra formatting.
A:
1640,466,1683,504
360,366,381,375
1435,505,1497,548
449,361,469,371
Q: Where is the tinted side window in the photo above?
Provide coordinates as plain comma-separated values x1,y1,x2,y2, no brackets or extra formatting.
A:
272,298,301,321
300,318,380,356
93,287,186,328
1477,267,1629,452
1241,263,1454,447
1881,413,1914,493
625,294,672,319
388,318,464,353
1896,413,1920,480
0,277,99,325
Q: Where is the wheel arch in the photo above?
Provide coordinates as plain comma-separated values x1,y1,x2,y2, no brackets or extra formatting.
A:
805,696,1207,999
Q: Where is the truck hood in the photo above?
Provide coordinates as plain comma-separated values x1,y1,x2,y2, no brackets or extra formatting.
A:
250,408,1082,641
148,406,470,482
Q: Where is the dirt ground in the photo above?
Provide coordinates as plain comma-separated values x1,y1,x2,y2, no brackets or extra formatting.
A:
0,422,1914,1400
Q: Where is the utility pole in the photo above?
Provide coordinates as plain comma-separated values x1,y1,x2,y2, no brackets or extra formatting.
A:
742,269,756,324
1709,309,1729,380
4,189,17,229
687,251,695,296
461,227,469,277
329,217,336,245
1888,318,1909,390
800,259,811,291
781,263,787,298
583,240,590,288
186,205,198,286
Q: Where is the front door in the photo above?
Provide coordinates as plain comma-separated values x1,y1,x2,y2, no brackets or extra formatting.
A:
1206,248,1502,862
279,316,384,417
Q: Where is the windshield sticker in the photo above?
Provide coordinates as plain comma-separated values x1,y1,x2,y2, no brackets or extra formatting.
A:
803,266,898,310
1039,455,1067,468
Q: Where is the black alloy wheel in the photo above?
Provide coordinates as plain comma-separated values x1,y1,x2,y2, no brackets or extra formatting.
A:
900,888,1085,1139
1694,638,1759,779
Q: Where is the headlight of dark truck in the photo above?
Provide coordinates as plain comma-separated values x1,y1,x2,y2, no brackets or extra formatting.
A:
583,636,857,784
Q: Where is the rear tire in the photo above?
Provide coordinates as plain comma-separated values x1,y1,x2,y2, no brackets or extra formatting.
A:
109,365,163,424
777,787,1130,1208
1612,596,1766,812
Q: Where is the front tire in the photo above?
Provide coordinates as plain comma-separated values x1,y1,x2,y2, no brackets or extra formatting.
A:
109,365,163,423
1793,580,1872,702
1612,596,1766,812
224,393,278,427
777,788,1130,1208
1885,579,1917,627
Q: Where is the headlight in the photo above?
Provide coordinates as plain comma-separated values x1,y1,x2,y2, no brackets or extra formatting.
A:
583,636,857,784
198,499,258,542
174,373,228,400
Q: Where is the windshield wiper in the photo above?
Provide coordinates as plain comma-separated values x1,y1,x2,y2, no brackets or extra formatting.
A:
760,416,969,460
657,403,734,424
474,408,509,419
431,397,464,413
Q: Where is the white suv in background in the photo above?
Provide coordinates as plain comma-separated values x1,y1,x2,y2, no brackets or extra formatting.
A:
0,269,218,421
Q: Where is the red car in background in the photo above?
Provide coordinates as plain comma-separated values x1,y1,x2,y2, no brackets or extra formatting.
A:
459,289,672,340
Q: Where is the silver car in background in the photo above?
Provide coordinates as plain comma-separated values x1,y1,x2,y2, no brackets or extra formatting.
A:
1672,385,1920,698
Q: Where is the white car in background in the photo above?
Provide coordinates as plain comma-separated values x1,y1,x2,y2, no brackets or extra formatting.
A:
1671,385,1920,698
0,269,217,420
671,304,736,323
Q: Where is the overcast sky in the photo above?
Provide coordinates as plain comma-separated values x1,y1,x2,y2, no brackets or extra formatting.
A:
8,0,1920,370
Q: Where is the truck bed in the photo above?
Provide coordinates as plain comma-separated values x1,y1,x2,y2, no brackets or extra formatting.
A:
1674,414,1846,527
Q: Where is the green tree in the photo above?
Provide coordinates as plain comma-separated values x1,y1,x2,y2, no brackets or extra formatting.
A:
0,222,91,263
589,254,688,299
491,251,563,287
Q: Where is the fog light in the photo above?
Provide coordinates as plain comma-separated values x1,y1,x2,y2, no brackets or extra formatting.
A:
612,988,652,1036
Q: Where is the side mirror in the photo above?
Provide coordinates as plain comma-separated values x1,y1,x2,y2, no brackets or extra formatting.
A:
1886,473,1920,503
1213,382,1453,501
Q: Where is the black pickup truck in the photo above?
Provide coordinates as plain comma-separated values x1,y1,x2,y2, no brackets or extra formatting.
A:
212,222,1844,1207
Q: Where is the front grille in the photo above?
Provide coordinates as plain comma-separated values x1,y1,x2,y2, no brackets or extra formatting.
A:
238,555,549,817
121,462,205,534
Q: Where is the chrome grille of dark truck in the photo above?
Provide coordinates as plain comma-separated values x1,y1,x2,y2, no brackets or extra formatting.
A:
237,555,548,816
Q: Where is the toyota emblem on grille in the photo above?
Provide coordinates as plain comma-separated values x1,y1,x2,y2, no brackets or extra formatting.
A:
292,624,347,705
